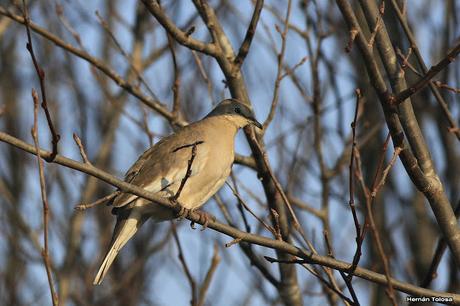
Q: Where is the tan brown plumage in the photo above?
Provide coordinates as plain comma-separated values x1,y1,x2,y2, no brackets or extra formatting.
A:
93,99,261,285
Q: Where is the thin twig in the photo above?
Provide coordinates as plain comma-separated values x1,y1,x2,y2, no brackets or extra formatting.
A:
233,0,264,70
31,90,58,306
367,1,384,48
344,89,365,304
364,146,403,306
280,56,308,80
72,133,91,165
172,141,203,201
229,174,251,232
351,132,399,305
197,243,220,306
225,181,276,236
95,10,159,100
348,88,362,250
172,224,197,305
191,50,214,103
250,132,315,251
371,147,403,197
166,33,181,117
74,191,120,211
263,0,292,130
225,237,243,248
396,47,423,77
55,4,83,47
140,106,155,146
0,7,178,123
434,81,460,94
23,0,60,161
391,41,460,105
264,256,356,305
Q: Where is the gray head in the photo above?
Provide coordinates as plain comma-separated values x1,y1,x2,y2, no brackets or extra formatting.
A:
205,99,262,129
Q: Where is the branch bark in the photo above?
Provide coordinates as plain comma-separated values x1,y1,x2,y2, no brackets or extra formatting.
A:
336,0,460,266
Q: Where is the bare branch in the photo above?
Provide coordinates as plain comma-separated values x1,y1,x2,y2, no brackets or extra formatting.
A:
391,41,460,105
23,1,60,161
30,90,58,306
263,0,292,130
233,0,264,70
141,0,217,56
72,133,91,165
0,6,178,123
172,223,197,305
390,0,460,140
74,191,120,211
197,243,220,306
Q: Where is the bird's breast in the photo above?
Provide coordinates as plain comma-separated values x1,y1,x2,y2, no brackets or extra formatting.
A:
174,133,235,209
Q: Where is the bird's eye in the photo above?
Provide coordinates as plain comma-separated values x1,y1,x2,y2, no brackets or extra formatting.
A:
234,107,241,114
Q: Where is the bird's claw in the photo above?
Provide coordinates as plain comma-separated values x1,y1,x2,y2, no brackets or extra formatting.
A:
171,200,214,230
187,209,214,231
174,205,191,220
194,210,215,231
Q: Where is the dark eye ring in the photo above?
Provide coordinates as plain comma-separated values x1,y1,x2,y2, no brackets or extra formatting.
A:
234,107,241,114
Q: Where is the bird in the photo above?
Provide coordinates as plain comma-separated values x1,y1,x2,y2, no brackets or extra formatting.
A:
93,98,262,285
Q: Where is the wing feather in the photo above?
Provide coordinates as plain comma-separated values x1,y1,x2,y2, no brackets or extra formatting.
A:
112,124,208,208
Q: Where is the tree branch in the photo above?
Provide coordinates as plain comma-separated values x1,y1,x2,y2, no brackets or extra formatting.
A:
391,41,460,105
23,1,60,161
233,0,264,70
141,0,217,56
336,0,460,266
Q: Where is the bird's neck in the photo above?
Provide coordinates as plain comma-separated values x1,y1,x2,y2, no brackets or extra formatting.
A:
204,115,240,138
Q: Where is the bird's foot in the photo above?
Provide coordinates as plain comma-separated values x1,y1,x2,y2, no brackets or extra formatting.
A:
170,198,214,230
169,196,190,220
190,210,215,231
174,205,192,220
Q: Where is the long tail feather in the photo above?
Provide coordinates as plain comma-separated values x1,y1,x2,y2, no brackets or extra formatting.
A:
93,211,141,285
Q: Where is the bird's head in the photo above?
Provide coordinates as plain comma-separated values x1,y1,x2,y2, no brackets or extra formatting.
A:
206,99,263,129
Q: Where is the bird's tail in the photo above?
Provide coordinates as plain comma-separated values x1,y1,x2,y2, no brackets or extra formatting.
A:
93,210,142,285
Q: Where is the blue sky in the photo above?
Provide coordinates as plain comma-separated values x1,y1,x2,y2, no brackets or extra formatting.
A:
3,0,458,305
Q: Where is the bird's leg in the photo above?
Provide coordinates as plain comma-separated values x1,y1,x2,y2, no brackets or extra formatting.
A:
169,198,214,230
177,206,191,220
170,198,192,220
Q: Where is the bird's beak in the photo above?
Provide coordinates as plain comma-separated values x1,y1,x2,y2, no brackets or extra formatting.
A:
251,118,263,130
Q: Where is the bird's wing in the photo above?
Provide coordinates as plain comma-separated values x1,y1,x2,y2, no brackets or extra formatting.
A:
112,123,209,208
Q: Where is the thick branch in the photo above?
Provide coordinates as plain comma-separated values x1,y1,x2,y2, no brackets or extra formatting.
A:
336,0,460,266
389,0,460,141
